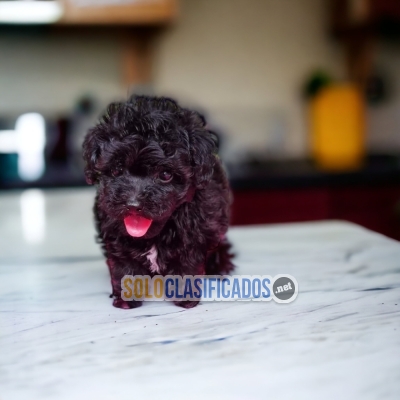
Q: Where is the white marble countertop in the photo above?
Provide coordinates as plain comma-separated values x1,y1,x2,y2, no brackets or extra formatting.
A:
1,188,400,400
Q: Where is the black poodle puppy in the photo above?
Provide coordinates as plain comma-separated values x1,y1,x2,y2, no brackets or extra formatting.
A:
83,95,235,309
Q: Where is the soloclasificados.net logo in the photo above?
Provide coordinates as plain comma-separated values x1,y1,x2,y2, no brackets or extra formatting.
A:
121,275,298,303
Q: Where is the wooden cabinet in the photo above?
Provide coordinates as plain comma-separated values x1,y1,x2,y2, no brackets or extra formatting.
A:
329,0,400,90
0,1,178,87
59,0,177,25
231,185,400,240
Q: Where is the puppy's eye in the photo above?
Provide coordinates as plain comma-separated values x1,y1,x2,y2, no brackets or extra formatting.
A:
111,166,123,177
159,170,173,182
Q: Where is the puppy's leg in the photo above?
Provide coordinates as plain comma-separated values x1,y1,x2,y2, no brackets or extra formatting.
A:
112,297,142,309
205,237,235,275
174,239,235,309
174,300,200,309
173,263,205,309
107,259,143,309
173,239,235,309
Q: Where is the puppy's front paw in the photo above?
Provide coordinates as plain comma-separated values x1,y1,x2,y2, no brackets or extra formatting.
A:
113,298,142,309
173,300,200,309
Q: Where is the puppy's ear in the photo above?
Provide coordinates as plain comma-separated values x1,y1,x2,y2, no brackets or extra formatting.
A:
190,129,217,189
82,101,122,184
82,128,101,185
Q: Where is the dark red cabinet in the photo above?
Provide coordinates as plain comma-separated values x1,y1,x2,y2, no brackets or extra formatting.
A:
231,185,400,240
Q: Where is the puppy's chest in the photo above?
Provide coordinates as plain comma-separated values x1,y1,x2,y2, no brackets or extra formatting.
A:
143,245,162,274
142,244,180,274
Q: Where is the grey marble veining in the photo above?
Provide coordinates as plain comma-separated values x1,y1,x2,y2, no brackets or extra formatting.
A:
1,188,400,400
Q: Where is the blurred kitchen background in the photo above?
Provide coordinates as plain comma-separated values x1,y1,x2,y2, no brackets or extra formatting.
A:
1,0,400,239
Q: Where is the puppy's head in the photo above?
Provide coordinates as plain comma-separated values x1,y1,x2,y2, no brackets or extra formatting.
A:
82,96,217,239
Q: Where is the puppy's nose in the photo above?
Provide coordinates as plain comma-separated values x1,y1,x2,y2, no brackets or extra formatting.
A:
127,199,143,212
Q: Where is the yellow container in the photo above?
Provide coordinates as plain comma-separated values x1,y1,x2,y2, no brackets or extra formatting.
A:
310,84,365,170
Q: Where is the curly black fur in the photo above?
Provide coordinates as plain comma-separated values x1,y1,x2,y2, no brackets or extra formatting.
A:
83,96,235,309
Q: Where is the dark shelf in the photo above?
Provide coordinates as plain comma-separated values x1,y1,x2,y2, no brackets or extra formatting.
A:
228,154,400,191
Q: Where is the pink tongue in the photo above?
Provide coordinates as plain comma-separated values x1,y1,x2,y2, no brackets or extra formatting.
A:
124,214,152,237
